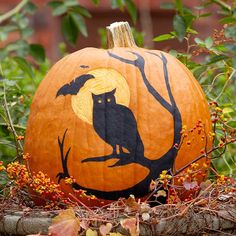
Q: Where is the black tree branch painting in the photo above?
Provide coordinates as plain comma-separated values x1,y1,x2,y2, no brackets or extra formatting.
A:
56,51,182,200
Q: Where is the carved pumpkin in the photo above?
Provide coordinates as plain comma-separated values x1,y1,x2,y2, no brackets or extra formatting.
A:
24,22,212,203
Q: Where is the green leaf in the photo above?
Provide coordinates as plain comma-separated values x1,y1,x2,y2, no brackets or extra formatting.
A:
183,14,196,28
225,25,236,40
186,28,198,34
29,44,46,63
169,49,178,57
47,1,63,9
220,16,236,24
3,79,17,87
175,0,183,15
192,65,207,78
52,4,67,16
111,0,124,9
153,33,176,42
70,12,88,37
0,31,7,41
6,40,29,54
131,27,144,47
72,6,91,18
125,0,137,23
194,37,204,45
24,2,37,14
21,28,33,39
173,15,186,41
13,57,34,78
223,107,234,114
213,44,228,53
61,15,78,45
205,37,213,49
0,25,18,33
194,5,205,10
205,55,228,65
18,17,29,29
91,0,101,5
199,13,212,18
64,0,78,7
160,3,175,9
0,172,8,186
98,28,107,49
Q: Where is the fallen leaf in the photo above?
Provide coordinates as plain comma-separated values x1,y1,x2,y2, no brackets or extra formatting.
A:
141,212,150,221
120,218,137,236
27,234,45,236
109,233,123,236
218,194,233,202
48,208,80,236
194,198,208,206
140,202,151,213
149,179,157,191
80,220,90,230
124,195,140,212
183,181,198,190
99,223,112,236
200,180,212,190
86,228,98,236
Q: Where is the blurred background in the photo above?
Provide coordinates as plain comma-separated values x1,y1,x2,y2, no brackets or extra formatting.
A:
0,0,220,61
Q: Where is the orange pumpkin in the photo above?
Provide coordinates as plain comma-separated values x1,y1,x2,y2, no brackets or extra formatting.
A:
24,22,212,202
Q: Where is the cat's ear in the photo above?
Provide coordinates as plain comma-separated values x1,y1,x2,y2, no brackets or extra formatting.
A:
111,88,116,94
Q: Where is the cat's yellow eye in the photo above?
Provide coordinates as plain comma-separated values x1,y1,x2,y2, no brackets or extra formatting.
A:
98,99,102,103
107,98,111,102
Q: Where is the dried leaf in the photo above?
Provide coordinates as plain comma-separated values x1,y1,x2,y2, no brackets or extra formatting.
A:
194,199,208,206
125,195,140,212
183,181,198,190
140,202,151,213
200,180,212,190
27,234,45,236
149,179,156,191
154,190,166,198
80,220,90,230
120,218,137,236
48,208,80,236
99,223,112,236
109,233,123,236
141,212,150,221
218,194,233,201
86,228,98,236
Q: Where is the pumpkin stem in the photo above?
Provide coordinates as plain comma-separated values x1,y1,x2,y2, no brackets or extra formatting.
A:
106,21,137,48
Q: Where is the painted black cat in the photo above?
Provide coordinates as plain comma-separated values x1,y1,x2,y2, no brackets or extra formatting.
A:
92,89,144,158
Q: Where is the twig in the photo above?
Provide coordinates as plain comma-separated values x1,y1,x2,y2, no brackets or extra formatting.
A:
212,0,232,12
69,193,101,219
3,81,23,156
0,0,28,24
215,69,236,101
204,228,235,236
174,140,232,176
0,122,26,130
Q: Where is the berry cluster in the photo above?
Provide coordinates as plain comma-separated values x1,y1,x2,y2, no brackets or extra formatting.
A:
7,161,30,188
74,189,97,200
5,161,70,208
178,120,207,149
159,170,172,189
209,102,235,148
0,161,6,171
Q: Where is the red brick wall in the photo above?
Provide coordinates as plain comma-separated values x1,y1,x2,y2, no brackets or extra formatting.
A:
0,0,220,61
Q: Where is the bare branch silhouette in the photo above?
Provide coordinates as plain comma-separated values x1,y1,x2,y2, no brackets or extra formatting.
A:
55,51,183,200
